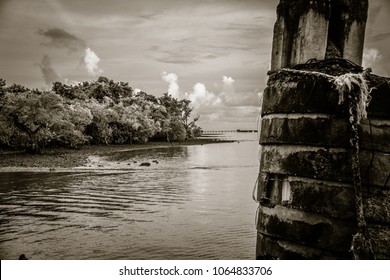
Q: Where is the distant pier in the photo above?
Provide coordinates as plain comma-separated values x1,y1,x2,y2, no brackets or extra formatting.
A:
202,129,257,134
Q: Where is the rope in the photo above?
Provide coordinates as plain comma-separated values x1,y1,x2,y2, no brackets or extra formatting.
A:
292,58,364,75
256,110,262,142
257,92,263,142
252,173,260,202
337,71,375,260
255,205,260,228
349,111,374,259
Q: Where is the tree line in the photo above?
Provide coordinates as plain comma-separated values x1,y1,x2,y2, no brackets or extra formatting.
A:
0,77,202,153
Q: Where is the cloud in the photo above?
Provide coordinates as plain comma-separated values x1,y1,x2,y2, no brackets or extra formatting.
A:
223,75,235,85
219,75,258,106
369,32,390,43
38,55,81,86
38,27,103,77
63,78,80,86
155,52,200,64
188,83,220,108
197,105,260,131
208,112,221,121
0,0,10,10
38,28,86,51
161,72,220,108
38,55,61,85
222,75,235,96
154,49,221,64
368,5,382,26
161,71,180,98
159,72,260,129
84,48,103,76
363,48,382,68
185,75,259,114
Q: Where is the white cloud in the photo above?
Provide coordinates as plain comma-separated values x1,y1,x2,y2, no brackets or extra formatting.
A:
222,75,235,85
84,47,103,76
208,113,221,121
159,72,260,130
221,75,236,103
64,78,80,86
188,82,220,108
161,71,180,99
362,48,382,68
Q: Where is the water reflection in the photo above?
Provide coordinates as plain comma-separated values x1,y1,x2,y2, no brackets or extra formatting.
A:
0,133,259,259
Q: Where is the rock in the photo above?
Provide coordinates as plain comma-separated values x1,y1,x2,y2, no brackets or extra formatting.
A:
19,254,28,260
140,162,151,167
152,160,159,164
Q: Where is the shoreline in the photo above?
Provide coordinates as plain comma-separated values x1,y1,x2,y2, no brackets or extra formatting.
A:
0,138,234,170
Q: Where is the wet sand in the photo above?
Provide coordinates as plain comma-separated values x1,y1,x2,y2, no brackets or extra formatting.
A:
0,138,233,169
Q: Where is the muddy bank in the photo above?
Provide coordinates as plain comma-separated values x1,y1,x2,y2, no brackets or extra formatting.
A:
0,138,233,169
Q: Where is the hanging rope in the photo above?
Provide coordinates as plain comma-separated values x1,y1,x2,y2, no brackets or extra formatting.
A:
252,173,260,202
255,205,260,228
256,110,262,142
336,69,375,260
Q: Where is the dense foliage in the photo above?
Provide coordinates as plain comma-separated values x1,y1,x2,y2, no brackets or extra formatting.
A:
0,77,202,152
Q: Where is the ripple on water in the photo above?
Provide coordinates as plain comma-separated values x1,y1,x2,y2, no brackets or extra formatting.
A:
0,138,259,259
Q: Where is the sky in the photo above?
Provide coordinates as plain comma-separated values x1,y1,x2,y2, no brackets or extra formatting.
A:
0,0,389,131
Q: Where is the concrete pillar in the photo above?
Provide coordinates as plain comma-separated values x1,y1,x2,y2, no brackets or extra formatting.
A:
257,69,390,259
327,0,368,65
259,0,382,261
290,9,330,67
270,14,286,71
343,21,366,65
270,0,331,70
270,0,368,70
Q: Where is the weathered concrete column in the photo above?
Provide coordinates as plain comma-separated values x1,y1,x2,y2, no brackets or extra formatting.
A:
259,0,382,260
271,0,331,70
326,0,369,65
256,66,390,259
270,0,368,70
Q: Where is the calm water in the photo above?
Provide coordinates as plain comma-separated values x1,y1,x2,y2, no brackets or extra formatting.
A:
0,133,260,259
